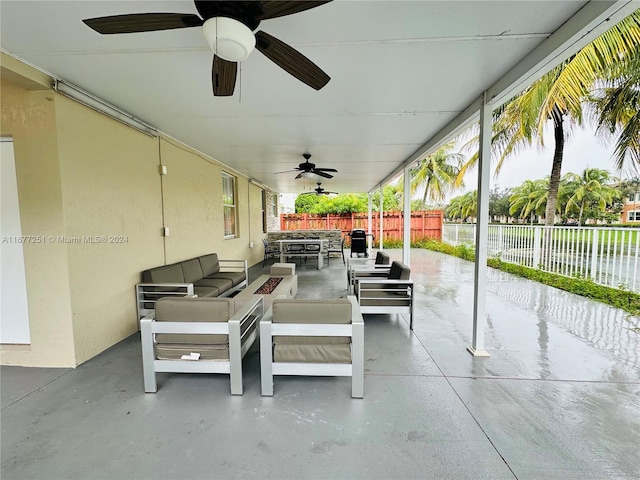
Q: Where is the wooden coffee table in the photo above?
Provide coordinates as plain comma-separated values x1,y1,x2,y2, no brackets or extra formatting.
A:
235,274,297,311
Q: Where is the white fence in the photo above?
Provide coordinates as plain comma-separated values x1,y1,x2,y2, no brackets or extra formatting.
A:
442,224,640,292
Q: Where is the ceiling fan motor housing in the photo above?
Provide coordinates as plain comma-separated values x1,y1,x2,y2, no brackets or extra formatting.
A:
195,1,262,30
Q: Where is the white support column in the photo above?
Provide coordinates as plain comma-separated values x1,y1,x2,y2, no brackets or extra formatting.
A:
468,92,491,357
368,194,373,254
379,184,384,250
403,166,411,266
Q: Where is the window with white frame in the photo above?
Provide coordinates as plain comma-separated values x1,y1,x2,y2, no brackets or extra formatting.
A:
627,210,640,222
222,172,237,238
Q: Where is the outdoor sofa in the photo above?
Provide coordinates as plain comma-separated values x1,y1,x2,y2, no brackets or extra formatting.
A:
136,253,248,320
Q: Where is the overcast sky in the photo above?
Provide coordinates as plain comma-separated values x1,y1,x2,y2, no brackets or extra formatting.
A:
458,125,630,196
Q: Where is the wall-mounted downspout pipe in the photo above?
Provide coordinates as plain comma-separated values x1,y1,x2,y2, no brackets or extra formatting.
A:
468,92,492,358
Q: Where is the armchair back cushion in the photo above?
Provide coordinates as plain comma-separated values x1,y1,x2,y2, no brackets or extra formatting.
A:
155,297,234,345
388,261,411,280
272,299,353,363
375,251,390,265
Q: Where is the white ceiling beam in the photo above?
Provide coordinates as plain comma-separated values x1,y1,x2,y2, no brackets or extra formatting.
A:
373,0,638,193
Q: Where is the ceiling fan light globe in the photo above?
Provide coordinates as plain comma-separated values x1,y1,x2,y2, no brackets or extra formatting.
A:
202,17,255,62
301,172,316,179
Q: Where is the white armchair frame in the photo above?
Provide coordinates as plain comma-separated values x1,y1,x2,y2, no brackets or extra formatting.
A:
347,264,391,294
259,296,364,398
356,278,414,330
141,295,263,395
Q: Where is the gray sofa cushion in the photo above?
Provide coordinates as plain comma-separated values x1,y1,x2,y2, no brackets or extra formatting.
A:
208,271,246,287
194,286,220,297
181,258,203,283
155,297,235,345
195,277,233,293
199,254,220,277
144,263,184,284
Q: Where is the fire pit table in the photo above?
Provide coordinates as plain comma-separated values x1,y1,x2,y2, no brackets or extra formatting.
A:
235,274,297,311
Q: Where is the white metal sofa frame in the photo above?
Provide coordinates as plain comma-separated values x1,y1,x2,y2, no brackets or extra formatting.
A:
260,296,365,398
141,295,264,395
136,258,248,320
355,261,414,330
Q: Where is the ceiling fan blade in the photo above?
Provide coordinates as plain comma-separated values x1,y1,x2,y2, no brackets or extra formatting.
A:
274,168,302,174
314,167,338,172
83,13,203,34
255,31,330,90
295,172,305,179
258,1,333,20
212,55,237,96
314,170,333,179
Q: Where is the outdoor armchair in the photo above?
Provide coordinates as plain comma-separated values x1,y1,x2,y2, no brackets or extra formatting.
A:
141,295,263,395
347,250,391,293
260,297,364,398
355,260,414,330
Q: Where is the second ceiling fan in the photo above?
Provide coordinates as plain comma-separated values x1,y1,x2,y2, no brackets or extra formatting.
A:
300,183,338,196
275,153,338,179
83,1,332,96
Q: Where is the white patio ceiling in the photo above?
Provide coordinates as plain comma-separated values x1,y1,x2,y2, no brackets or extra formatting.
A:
1,1,636,195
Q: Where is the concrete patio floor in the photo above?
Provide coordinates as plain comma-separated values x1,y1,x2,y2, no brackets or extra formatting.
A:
2,248,639,479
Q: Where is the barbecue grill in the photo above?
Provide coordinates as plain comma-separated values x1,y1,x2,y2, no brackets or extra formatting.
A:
348,229,374,257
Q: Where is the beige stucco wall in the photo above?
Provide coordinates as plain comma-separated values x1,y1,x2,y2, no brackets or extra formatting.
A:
55,95,164,365
1,54,270,367
0,72,76,367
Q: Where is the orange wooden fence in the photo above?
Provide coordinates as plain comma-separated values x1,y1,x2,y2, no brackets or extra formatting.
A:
280,211,443,243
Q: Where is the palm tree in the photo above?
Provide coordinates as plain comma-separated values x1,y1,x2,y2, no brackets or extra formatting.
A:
459,190,478,221
445,195,465,222
509,179,549,224
593,47,640,169
458,11,640,226
563,168,620,224
409,142,465,204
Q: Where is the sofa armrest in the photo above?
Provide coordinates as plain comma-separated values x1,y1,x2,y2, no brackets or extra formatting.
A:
218,259,248,272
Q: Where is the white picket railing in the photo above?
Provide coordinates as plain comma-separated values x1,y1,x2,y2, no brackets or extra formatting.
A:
442,224,640,292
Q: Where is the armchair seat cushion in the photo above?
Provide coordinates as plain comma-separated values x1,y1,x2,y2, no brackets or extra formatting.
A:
274,343,352,363
156,343,229,361
358,290,412,306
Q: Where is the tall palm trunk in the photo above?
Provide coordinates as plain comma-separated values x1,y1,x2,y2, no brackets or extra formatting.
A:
545,106,565,226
